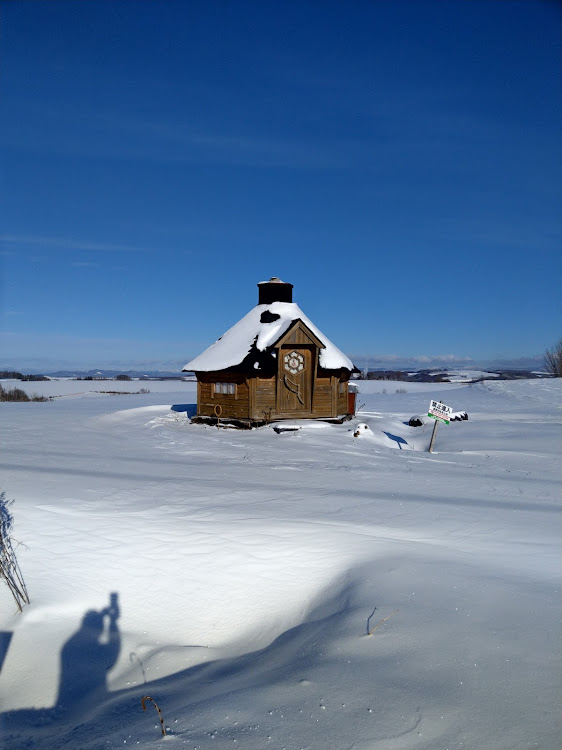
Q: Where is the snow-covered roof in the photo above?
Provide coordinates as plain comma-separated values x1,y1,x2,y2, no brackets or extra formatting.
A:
184,301,354,372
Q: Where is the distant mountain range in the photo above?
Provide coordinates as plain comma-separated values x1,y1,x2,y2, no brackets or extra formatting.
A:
356,368,550,383
1,367,551,383
45,369,189,379
0,369,189,380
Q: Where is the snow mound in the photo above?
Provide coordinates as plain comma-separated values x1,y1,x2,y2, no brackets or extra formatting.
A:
353,422,373,437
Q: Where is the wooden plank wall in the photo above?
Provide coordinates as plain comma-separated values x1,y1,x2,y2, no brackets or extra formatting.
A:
252,376,276,420
278,326,320,348
337,380,349,414
197,373,250,419
197,373,352,421
255,375,349,419
311,376,335,417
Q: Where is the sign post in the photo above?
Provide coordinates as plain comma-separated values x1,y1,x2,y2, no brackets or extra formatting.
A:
427,400,452,453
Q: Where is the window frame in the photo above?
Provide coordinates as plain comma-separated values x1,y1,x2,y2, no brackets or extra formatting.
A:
213,382,236,397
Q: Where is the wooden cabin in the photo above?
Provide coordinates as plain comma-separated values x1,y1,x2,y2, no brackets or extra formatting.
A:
183,278,358,427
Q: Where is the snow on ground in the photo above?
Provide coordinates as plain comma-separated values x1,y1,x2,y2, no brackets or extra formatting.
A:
0,379,560,749
0,378,190,399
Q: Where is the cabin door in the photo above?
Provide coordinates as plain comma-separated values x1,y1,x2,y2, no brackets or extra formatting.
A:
277,346,313,415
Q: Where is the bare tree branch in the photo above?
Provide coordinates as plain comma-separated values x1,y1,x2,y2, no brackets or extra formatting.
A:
544,339,562,377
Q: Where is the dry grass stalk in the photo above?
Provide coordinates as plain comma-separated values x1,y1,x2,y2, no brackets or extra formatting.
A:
368,608,399,636
141,696,167,736
0,491,30,613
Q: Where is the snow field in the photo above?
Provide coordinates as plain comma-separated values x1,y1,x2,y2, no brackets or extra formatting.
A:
0,378,560,749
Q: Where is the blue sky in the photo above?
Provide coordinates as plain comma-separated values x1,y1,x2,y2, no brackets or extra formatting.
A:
1,0,560,372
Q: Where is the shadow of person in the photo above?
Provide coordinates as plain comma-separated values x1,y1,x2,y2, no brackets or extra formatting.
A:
2,586,346,747
0,594,122,745
56,592,121,713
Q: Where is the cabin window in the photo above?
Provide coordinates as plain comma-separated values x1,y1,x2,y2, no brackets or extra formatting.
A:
339,382,347,394
214,382,236,395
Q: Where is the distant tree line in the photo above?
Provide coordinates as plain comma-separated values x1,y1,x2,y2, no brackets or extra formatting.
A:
0,371,48,381
74,374,132,381
357,370,449,383
359,370,407,381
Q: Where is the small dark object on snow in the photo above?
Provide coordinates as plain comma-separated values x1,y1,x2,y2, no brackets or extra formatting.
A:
409,411,468,426
450,411,468,421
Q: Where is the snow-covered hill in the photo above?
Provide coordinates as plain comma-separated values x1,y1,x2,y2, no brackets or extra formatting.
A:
0,379,560,749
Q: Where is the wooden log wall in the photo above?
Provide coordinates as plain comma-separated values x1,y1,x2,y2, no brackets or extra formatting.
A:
251,376,276,420
197,373,250,419
197,371,352,422
311,375,335,417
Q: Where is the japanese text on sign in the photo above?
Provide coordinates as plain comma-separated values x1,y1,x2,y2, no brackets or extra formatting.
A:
428,400,453,424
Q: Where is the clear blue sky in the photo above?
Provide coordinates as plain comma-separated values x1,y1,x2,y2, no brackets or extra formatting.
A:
1,0,560,372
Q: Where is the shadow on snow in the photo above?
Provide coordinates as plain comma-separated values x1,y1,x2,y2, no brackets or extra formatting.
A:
0,585,351,748
171,403,197,417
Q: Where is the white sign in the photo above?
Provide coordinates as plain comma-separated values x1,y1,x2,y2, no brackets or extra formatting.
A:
428,400,452,424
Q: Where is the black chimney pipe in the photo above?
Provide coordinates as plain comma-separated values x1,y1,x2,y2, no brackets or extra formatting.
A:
257,277,293,304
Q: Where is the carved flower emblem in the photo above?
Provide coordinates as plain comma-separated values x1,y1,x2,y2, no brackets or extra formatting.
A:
284,351,305,374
